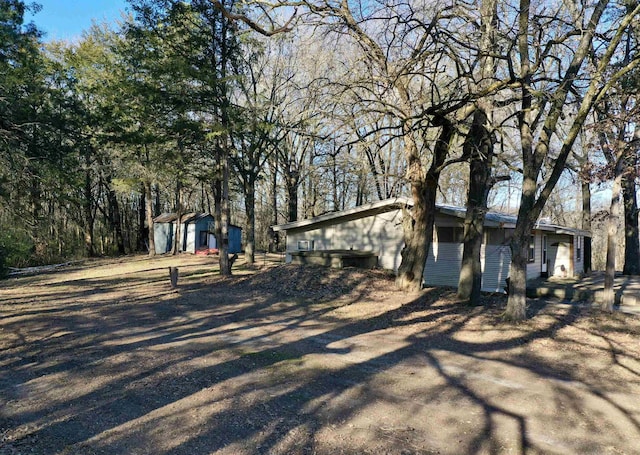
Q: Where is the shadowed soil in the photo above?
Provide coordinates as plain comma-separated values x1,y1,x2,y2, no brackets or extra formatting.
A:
1,254,639,454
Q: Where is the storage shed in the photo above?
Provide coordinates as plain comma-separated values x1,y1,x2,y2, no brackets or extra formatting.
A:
272,198,590,293
153,213,242,255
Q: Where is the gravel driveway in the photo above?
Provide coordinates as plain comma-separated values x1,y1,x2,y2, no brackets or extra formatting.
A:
1,255,639,454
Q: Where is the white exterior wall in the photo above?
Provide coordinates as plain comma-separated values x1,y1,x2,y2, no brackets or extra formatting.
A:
526,234,543,280
285,209,405,271
481,244,512,293
184,224,196,253
424,236,512,293
423,225,514,293
547,234,574,277
424,242,462,288
282,208,585,293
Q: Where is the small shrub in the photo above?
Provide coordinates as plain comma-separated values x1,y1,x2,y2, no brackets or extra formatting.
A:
0,228,34,277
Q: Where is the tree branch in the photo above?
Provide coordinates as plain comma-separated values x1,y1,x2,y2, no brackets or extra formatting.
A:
208,0,297,36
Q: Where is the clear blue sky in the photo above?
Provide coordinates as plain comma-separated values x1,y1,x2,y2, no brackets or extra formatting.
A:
25,0,130,41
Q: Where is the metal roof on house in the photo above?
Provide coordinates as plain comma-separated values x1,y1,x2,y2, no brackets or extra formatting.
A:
272,198,590,237
271,197,413,232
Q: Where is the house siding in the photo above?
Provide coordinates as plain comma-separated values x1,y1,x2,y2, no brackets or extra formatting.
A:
277,200,588,293
228,227,242,254
153,222,174,254
526,234,542,280
481,244,512,293
184,223,196,253
285,209,405,271
547,233,574,277
424,241,462,288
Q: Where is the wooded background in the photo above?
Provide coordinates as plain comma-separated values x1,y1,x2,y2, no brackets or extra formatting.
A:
1,0,638,314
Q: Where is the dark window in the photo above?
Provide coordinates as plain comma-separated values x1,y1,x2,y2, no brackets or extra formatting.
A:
528,236,535,262
486,229,513,245
436,226,464,243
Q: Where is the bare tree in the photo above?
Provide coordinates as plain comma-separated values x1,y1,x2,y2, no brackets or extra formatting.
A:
503,0,640,320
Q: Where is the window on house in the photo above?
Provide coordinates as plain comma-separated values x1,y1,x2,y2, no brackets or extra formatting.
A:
297,240,314,251
528,236,535,262
436,226,464,243
487,228,513,245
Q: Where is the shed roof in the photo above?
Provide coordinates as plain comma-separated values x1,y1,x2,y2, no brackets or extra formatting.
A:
153,212,212,223
153,213,242,229
272,198,590,237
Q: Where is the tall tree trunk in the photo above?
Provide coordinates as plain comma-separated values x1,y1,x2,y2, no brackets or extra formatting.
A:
244,178,256,264
144,179,156,256
396,116,453,291
458,109,494,304
286,169,299,222
270,158,279,252
106,183,126,255
603,170,623,310
505,169,543,320
172,179,182,255
213,145,232,276
154,184,161,217
505,0,535,321
83,167,95,258
458,0,499,304
580,155,592,273
622,169,640,275
221,150,232,274
138,184,147,252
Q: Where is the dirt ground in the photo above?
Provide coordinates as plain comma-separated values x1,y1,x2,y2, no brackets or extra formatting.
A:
1,254,639,455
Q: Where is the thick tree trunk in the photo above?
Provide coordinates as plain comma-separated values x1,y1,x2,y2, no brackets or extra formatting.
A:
622,171,640,275
458,0,498,304
396,116,453,291
396,181,434,291
458,109,493,305
603,171,622,310
213,147,232,276
244,179,256,264
505,235,529,320
505,172,538,320
144,179,156,257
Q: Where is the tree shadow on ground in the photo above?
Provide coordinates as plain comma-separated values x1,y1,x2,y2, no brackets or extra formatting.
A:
1,263,639,454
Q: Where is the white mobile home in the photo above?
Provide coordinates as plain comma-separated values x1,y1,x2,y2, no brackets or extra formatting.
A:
272,198,590,293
